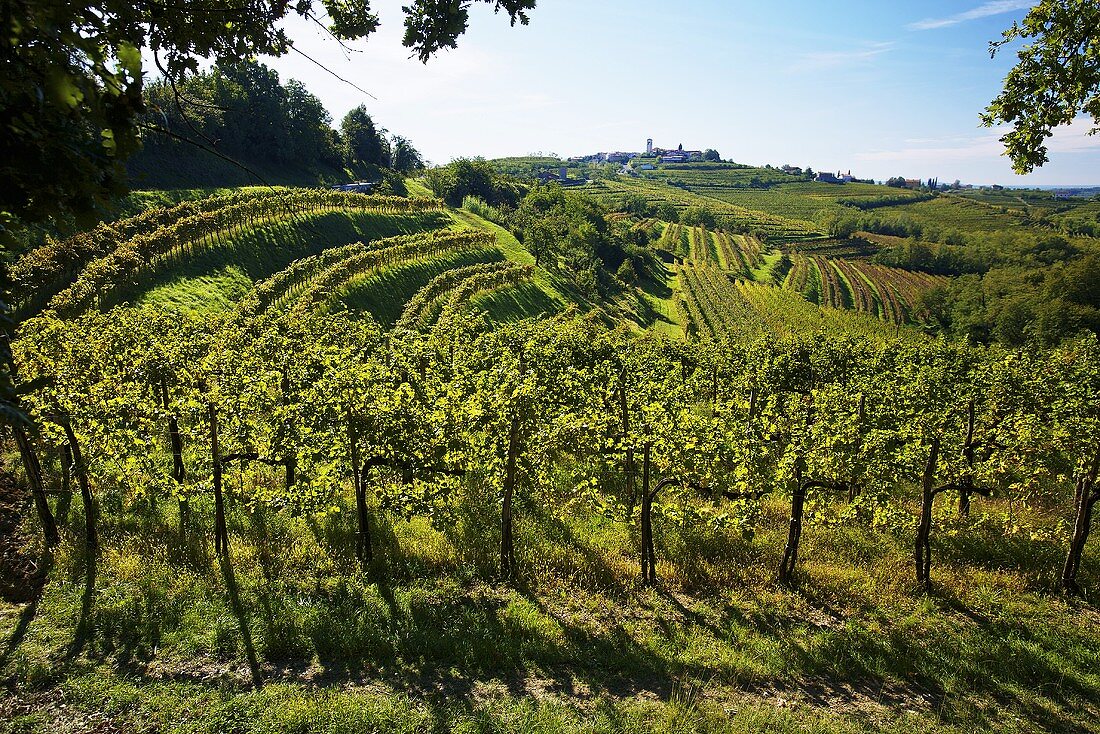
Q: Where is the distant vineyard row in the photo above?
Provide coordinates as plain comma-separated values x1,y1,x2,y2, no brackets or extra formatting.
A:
784,253,945,323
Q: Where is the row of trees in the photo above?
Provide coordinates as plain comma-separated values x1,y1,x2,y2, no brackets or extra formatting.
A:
137,62,424,185
14,304,1100,594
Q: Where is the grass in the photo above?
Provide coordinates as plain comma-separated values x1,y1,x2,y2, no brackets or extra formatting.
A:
8,181,1100,732
339,247,509,325
749,250,784,284
3,476,1097,734
132,210,450,311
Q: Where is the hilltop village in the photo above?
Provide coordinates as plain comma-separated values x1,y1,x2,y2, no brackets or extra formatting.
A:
568,138,710,165
535,138,875,187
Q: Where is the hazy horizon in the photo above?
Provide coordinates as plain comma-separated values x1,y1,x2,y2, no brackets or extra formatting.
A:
250,0,1100,186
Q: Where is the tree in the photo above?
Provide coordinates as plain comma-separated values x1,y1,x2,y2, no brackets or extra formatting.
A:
703,149,721,162
402,0,535,62
1,0,536,446
680,205,716,228
620,193,650,216
1,0,535,235
982,0,1100,173
390,135,425,173
656,202,679,222
425,158,521,208
136,62,348,179
342,106,390,168
616,259,638,283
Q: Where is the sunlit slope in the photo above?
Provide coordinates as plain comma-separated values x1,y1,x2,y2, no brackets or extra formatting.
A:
16,186,636,331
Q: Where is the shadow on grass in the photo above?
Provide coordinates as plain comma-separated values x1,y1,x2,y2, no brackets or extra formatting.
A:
65,549,97,663
24,495,1100,734
477,281,562,324
636,263,674,301
0,548,52,669
218,548,263,688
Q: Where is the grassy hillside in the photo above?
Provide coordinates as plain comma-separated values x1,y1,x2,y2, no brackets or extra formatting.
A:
3,475,1097,734
6,180,1100,734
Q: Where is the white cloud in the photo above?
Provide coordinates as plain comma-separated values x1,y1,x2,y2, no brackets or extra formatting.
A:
790,42,893,72
855,118,1100,163
908,0,1033,31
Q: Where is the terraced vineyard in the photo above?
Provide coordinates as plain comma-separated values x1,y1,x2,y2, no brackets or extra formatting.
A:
783,252,946,323
396,261,535,333
675,262,758,340
21,190,446,317
636,163,797,189
652,223,767,275
736,280,900,340
239,230,499,317
871,195,1034,233
673,257,912,342
14,187,578,338
625,167,931,231
588,178,825,243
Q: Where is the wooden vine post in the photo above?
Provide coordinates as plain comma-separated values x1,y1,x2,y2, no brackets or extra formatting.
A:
209,403,229,557
60,420,97,552
1063,445,1100,595
500,411,520,580
13,425,60,547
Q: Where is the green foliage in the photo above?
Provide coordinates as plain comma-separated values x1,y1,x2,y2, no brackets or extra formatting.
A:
401,0,536,62
425,159,524,208
509,185,638,291
923,253,1100,345
983,0,1100,173
341,105,390,168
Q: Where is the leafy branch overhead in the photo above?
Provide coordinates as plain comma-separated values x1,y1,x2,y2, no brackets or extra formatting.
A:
402,0,535,62
982,0,1100,173
0,0,537,230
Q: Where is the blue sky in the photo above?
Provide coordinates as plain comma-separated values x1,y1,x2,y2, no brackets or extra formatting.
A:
261,0,1100,185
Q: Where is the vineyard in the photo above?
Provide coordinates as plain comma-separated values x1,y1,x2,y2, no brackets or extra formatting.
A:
17,191,448,317
4,180,1100,734
588,178,826,244
782,253,946,323
654,218,938,329
881,195,1034,232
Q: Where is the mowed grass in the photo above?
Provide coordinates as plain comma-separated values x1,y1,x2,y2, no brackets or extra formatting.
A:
335,209,585,327
132,203,592,326
133,210,452,311
2,481,1098,734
